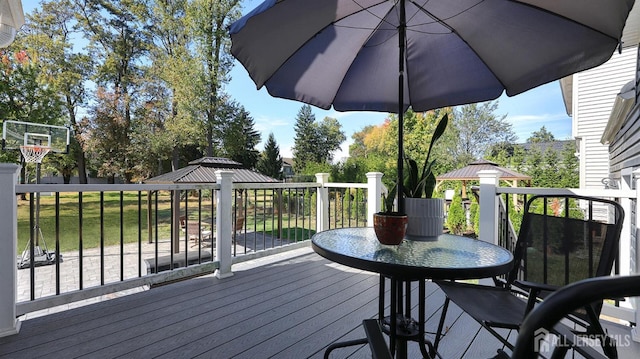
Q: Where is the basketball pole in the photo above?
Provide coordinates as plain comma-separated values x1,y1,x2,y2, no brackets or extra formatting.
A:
35,160,41,247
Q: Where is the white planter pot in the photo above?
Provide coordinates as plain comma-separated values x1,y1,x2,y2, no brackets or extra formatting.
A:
405,198,444,240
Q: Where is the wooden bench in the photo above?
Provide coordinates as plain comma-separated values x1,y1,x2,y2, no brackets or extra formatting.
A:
145,250,212,274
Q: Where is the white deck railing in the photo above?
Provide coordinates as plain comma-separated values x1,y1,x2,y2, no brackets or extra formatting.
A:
0,164,384,337
2,164,639,340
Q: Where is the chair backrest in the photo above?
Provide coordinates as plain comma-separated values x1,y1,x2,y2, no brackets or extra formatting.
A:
506,195,624,289
513,275,640,359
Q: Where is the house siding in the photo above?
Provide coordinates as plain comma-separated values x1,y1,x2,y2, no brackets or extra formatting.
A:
608,45,640,280
573,46,638,189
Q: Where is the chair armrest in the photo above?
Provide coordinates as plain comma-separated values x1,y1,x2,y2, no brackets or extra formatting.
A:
513,280,559,293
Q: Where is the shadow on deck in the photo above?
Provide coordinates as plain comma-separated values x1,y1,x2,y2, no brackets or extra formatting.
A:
1,247,638,358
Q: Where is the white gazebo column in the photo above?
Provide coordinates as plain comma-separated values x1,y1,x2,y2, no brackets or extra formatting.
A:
214,170,234,279
316,173,329,232
478,170,501,245
0,164,20,337
366,172,384,226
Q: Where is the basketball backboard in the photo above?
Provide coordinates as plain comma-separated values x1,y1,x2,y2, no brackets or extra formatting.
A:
2,120,70,154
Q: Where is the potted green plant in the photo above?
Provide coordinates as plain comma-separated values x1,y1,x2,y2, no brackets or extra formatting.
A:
403,113,448,240
373,183,408,245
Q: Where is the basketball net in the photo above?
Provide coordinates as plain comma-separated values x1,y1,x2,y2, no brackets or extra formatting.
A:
20,145,51,163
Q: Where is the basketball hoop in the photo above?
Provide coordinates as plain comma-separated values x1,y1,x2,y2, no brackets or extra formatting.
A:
20,145,51,163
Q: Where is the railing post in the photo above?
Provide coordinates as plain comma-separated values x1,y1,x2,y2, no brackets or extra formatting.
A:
215,170,234,279
0,164,21,337
366,172,383,225
478,170,501,245
316,173,329,232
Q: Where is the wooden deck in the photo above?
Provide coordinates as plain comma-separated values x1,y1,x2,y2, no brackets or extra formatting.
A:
1,246,638,359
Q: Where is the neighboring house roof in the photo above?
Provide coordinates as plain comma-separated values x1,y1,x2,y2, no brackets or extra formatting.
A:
145,157,280,183
282,158,294,167
436,159,531,182
518,140,572,153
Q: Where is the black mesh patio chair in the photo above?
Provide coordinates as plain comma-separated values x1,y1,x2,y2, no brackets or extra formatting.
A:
512,274,640,359
434,194,624,358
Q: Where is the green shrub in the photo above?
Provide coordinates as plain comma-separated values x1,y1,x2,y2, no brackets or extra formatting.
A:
447,190,466,235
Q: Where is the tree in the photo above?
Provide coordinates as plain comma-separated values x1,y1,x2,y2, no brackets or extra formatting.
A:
24,0,94,183
558,142,579,188
436,101,516,169
446,189,466,235
218,101,260,168
527,126,555,143
188,0,242,157
257,133,283,179
145,0,205,171
0,46,66,183
84,88,134,182
74,0,149,181
292,105,319,172
292,105,346,172
317,116,346,163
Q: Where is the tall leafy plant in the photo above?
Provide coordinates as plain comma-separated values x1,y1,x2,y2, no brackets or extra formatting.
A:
403,113,449,198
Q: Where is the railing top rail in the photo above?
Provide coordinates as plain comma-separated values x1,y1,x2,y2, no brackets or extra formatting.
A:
16,181,329,193
322,182,369,189
17,183,223,193
232,182,318,190
497,187,637,199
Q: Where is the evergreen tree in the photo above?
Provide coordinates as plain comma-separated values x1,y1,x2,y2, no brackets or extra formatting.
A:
558,141,579,188
219,101,260,168
527,126,555,143
292,105,319,172
257,133,283,179
446,189,466,235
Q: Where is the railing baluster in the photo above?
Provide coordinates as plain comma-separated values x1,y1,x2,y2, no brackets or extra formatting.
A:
154,190,158,274
120,191,124,282
184,189,188,267
55,192,60,295
138,191,142,278
79,192,83,290
29,192,35,301
100,191,105,286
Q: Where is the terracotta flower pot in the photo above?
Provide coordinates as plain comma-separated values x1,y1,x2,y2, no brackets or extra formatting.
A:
373,212,408,245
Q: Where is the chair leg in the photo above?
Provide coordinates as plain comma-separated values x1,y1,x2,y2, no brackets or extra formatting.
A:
433,296,450,353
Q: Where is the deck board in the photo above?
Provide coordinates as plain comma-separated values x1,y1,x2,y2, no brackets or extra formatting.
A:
1,247,638,359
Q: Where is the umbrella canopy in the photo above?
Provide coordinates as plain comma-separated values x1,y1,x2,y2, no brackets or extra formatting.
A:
145,157,280,184
230,0,634,112
229,0,635,210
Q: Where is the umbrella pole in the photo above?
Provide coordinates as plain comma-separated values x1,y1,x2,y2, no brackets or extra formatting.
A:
397,0,406,214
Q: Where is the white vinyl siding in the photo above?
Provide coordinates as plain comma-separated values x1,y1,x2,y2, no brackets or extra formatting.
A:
573,47,637,190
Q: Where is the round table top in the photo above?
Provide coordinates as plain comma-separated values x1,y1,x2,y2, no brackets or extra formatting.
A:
311,227,514,281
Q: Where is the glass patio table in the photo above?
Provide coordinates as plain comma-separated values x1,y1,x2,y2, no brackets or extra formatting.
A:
311,227,514,359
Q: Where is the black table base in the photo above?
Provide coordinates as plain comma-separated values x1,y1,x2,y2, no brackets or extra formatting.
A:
324,275,439,359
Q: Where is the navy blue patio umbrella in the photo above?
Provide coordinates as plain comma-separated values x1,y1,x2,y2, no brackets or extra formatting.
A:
229,0,635,211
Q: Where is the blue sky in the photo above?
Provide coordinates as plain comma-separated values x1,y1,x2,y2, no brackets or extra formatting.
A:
23,1,573,160
227,62,573,160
